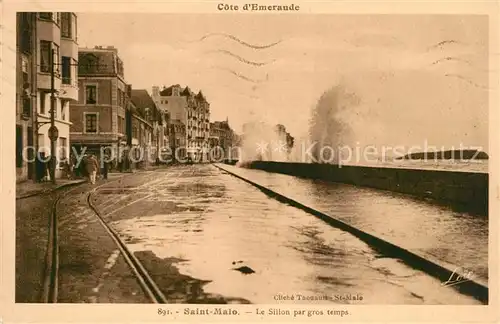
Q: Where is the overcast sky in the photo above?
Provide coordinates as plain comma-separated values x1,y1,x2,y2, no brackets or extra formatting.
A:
77,13,489,151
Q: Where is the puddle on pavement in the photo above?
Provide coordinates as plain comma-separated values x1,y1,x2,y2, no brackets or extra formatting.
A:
133,250,251,304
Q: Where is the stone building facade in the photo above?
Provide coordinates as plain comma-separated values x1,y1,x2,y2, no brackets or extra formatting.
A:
169,120,187,161
70,46,131,158
16,12,79,182
130,89,166,164
16,13,37,182
209,119,237,161
151,84,211,162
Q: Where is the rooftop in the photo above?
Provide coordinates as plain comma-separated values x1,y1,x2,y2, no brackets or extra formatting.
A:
157,84,208,102
79,45,119,53
131,89,162,123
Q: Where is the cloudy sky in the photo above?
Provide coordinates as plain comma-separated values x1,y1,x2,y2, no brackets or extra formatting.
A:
77,13,489,151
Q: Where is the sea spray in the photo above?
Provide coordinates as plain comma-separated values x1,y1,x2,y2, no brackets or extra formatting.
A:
308,84,356,164
238,84,358,165
239,119,292,163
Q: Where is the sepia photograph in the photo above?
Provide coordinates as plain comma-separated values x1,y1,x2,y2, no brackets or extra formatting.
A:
4,2,498,320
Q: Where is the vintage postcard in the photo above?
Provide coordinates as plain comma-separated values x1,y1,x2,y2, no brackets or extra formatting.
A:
1,0,499,323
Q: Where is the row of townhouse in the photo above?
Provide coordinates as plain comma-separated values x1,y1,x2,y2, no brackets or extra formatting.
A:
152,84,212,161
15,12,167,182
152,84,240,162
15,12,239,183
16,12,79,182
70,46,167,168
209,119,240,160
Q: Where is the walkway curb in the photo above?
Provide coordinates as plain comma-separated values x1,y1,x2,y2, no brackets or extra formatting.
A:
214,164,489,304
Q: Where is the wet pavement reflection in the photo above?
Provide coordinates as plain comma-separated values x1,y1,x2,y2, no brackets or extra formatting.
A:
216,164,488,284
93,164,482,304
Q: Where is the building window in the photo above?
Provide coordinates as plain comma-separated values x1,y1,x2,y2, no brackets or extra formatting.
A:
16,126,23,168
38,12,60,24
21,57,30,92
53,44,60,74
80,53,99,74
74,14,78,42
85,113,98,133
73,58,78,81
116,59,124,77
40,41,51,72
117,89,122,107
59,137,67,160
39,12,53,20
120,117,125,134
23,95,31,117
118,116,123,135
40,92,46,114
61,13,72,38
19,13,32,54
85,85,97,104
62,56,71,84
60,100,66,120
53,97,57,119
132,126,138,139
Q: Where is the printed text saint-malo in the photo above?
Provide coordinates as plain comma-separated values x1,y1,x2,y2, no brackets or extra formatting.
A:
217,3,300,11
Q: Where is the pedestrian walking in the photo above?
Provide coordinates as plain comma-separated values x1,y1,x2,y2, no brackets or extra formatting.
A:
80,155,87,179
70,153,79,178
102,154,110,180
61,159,72,179
36,152,48,182
44,155,51,182
86,154,99,184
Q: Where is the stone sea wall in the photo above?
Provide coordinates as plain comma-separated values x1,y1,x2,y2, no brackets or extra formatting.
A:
224,160,488,216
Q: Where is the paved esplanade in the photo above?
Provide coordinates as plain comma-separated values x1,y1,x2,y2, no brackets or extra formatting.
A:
52,163,483,304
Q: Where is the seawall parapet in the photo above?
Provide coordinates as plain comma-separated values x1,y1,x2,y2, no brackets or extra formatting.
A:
224,160,488,216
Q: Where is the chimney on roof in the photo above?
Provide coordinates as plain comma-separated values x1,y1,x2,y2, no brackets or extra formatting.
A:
152,86,159,97
105,45,118,53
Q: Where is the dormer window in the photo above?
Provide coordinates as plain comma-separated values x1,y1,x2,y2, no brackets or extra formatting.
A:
80,53,99,73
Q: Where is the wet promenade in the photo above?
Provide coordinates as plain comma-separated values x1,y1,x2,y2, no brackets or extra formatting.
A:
89,164,484,304
216,163,488,284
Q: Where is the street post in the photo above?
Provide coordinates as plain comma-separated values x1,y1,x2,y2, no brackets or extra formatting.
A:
49,48,57,184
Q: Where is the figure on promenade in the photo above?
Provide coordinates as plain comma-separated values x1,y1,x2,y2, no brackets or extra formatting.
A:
36,152,47,182
86,154,99,184
102,153,111,180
